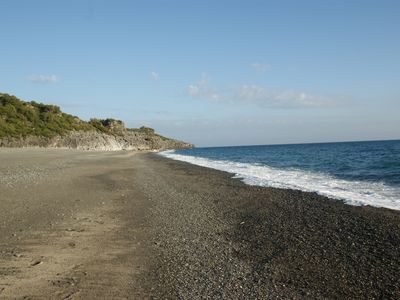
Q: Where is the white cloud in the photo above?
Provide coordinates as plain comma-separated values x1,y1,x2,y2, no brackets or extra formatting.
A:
150,71,160,81
186,74,337,108
250,62,270,72
26,74,57,84
232,85,336,108
186,73,221,101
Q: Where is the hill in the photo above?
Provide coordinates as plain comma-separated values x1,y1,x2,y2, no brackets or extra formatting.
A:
0,93,193,151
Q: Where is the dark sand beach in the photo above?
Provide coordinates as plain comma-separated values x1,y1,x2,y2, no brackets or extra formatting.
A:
0,149,399,299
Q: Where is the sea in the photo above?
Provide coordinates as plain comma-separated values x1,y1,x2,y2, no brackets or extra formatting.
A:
159,140,400,210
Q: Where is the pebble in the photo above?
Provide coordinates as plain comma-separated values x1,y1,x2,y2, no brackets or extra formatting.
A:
31,261,43,267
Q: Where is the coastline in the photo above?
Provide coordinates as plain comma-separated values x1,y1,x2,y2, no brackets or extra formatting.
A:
0,149,399,298
159,142,400,211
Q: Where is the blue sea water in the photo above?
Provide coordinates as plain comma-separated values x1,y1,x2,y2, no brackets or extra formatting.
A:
160,140,400,210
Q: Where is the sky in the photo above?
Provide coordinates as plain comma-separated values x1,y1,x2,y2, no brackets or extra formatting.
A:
1,0,399,147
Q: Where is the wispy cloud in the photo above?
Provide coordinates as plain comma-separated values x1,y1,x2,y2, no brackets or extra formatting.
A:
232,85,336,108
26,74,57,84
150,71,160,81
186,73,221,101
250,62,270,72
186,74,338,108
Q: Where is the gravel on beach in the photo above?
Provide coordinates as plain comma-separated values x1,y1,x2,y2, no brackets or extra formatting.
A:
138,154,400,299
0,149,399,299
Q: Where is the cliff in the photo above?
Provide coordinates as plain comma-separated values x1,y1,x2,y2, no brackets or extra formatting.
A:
0,93,193,151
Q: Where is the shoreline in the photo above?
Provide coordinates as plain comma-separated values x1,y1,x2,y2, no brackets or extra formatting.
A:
159,148,400,211
159,153,399,213
0,149,399,298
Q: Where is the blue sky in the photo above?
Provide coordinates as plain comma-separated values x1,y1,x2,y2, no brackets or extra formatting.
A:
1,0,399,146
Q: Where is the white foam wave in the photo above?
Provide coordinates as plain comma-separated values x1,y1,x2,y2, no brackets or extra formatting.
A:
159,150,400,210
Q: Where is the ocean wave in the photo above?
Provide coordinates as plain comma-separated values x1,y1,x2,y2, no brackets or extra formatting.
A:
159,150,400,210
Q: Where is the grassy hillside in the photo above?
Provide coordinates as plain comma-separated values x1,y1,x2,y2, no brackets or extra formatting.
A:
0,93,93,138
0,93,157,139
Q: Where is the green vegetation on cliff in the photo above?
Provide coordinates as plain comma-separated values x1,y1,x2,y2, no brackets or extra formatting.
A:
0,93,161,139
0,93,93,138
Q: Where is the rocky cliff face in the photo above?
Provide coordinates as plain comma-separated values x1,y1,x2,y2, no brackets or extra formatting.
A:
0,130,193,151
0,93,193,151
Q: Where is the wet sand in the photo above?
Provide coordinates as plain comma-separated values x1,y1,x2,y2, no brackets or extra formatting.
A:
0,149,399,298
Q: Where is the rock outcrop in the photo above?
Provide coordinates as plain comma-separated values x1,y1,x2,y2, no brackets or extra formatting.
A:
0,130,193,151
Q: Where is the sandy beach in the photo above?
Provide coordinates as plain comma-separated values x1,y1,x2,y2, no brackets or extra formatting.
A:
0,149,399,299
